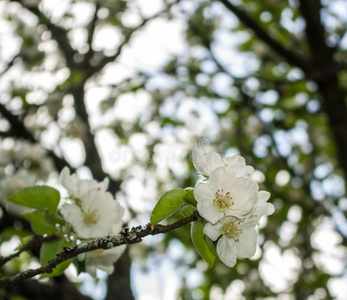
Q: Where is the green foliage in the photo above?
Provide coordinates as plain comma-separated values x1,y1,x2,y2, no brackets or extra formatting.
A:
40,238,71,277
183,188,197,206
8,186,60,213
150,188,188,224
191,219,217,268
180,204,196,218
22,210,59,235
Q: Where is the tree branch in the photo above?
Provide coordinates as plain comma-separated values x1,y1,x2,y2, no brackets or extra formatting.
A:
218,0,308,71
297,0,347,180
84,3,100,64
0,234,59,267
0,211,200,288
87,2,178,76
0,102,74,173
3,276,93,300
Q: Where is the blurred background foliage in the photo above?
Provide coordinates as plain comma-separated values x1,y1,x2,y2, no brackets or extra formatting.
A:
0,0,346,299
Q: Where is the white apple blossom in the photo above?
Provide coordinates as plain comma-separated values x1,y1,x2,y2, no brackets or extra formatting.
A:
83,245,126,276
79,224,126,276
60,187,124,239
59,168,124,239
192,148,254,178
192,148,225,177
194,166,259,224
204,215,259,267
203,184,274,267
59,167,109,199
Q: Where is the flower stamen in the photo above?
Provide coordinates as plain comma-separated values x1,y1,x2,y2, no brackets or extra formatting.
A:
213,189,233,211
222,217,243,242
84,209,99,225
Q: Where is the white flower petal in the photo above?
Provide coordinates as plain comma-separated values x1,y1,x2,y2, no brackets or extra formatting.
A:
226,177,258,217
192,148,224,177
61,203,88,237
217,236,237,267
85,245,126,276
208,167,236,191
236,217,258,258
236,235,257,258
61,203,83,224
59,167,79,198
258,191,270,203
253,191,274,218
204,222,222,241
224,155,254,178
195,182,223,224
234,165,254,178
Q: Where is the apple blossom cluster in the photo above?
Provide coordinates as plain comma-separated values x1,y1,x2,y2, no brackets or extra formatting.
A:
192,149,274,267
59,168,126,275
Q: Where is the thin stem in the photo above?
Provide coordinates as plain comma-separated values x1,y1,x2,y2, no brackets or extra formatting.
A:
0,235,60,267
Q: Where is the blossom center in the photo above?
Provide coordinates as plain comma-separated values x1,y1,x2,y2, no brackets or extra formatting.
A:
93,249,105,256
221,217,242,242
213,189,234,211
84,209,100,225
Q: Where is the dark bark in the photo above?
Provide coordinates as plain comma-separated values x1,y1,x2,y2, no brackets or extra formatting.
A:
219,0,309,70
0,103,74,173
106,250,135,300
220,0,347,180
298,0,347,180
2,276,93,300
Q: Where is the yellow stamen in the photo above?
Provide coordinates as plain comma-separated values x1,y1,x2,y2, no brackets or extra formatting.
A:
222,217,243,242
213,189,233,212
84,209,99,224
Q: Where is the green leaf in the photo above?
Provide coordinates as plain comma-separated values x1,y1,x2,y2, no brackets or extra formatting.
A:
40,238,71,277
22,210,58,235
150,188,187,225
8,185,60,212
191,219,217,268
45,210,66,226
74,258,86,275
180,204,196,218
183,188,197,206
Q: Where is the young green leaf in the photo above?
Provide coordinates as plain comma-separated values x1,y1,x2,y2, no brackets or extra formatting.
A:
180,204,196,218
183,188,197,206
22,210,59,235
40,238,71,277
191,219,217,268
8,185,60,212
150,188,187,225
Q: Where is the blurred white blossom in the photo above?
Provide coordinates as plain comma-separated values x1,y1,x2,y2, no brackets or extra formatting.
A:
60,187,124,239
59,167,109,199
83,245,127,276
59,168,126,275
0,169,36,215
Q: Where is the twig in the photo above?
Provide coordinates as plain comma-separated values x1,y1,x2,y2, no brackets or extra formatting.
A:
0,211,200,288
0,235,60,267
218,0,308,71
